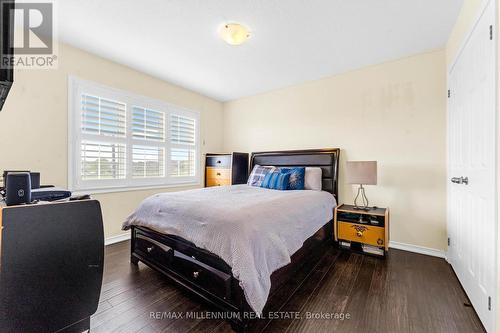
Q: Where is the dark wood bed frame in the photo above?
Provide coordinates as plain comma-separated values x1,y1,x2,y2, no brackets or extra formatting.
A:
129,148,340,331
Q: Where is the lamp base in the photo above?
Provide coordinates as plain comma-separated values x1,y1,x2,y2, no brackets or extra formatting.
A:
353,184,370,211
352,205,371,211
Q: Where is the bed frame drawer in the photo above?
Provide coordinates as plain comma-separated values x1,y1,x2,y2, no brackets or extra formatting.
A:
338,221,385,247
172,250,232,301
134,234,173,267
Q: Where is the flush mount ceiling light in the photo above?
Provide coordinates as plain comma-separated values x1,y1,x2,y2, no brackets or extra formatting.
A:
219,23,251,46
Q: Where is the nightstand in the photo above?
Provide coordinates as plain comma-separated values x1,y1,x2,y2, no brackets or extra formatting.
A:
334,204,389,257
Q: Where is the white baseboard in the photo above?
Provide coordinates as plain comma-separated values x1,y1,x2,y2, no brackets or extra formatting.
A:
105,232,131,246
389,241,446,259
104,233,446,259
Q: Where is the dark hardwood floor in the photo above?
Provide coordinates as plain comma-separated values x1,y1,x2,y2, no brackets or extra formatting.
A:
91,240,485,333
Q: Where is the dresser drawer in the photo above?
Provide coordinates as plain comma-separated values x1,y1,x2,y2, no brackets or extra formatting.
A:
338,222,385,247
206,167,231,180
206,178,231,187
172,250,232,301
134,233,173,266
206,155,231,168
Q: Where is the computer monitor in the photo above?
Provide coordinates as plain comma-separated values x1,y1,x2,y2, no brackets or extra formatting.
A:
0,0,15,111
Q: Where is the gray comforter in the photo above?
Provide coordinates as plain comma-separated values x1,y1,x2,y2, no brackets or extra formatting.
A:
122,184,336,315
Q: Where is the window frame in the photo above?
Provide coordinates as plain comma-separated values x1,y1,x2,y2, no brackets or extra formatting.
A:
68,76,201,193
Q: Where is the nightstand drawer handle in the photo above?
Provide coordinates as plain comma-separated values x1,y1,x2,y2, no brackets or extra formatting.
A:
147,246,154,253
351,225,368,238
193,271,200,279
216,172,221,176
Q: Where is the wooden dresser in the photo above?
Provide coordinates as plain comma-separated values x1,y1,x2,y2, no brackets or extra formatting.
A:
204,153,249,187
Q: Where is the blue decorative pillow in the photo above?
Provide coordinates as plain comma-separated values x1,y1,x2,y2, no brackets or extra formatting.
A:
261,171,291,190
278,167,305,190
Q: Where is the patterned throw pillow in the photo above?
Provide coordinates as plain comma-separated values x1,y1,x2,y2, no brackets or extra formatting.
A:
278,167,305,190
247,165,275,187
261,171,291,190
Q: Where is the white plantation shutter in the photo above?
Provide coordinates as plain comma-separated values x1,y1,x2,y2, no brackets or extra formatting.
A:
81,141,126,180
170,148,196,177
170,114,195,145
132,106,165,141
132,145,165,178
131,106,166,179
69,77,200,191
81,94,126,137
80,93,127,182
169,114,197,177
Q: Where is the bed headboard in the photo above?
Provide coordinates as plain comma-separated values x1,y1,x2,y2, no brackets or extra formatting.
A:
250,148,340,200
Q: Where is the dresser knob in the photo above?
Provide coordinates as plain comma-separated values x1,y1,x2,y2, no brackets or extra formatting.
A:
356,230,363,237
217,172,221,176
217,160,221,164
193,271,199,279
147,246,154,253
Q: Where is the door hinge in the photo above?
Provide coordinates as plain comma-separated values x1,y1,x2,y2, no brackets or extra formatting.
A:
447,237,450,246
448,90,450,98
490,25,493,40
488,296,492,310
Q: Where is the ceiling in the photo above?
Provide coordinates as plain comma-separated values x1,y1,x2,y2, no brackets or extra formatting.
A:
58,0,463,102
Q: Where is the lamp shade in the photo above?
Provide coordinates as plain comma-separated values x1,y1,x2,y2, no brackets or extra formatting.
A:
346,161,377,185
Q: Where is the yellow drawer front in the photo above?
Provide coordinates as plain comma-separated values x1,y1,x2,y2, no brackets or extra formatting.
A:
206,167,231,180
338,222,385,247
206,177,231,187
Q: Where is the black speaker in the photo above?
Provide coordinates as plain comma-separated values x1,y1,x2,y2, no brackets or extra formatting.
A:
5,172,31,206
3,170,40,189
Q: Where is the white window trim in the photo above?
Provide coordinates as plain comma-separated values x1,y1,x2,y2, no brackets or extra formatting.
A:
68,76,201,194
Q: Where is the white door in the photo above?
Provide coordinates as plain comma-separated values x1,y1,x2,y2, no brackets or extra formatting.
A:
448,1,496,332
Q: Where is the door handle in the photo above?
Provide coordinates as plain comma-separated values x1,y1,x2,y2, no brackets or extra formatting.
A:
451,176,469,185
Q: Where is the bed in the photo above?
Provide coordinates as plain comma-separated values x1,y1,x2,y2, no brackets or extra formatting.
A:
123,148,340,331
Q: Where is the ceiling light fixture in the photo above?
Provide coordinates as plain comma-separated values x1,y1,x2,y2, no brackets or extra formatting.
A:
219,23,251,46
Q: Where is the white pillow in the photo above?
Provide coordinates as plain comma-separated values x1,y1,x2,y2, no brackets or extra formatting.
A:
304,167,322,191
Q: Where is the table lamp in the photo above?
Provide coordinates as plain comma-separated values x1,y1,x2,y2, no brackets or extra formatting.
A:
346,161,377,210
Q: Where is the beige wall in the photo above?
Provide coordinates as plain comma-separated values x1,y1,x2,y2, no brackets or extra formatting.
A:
0,42,224,238
223,50,447,251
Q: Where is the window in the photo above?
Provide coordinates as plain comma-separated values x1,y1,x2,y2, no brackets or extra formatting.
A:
169,114,196,177
69,77,200,192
